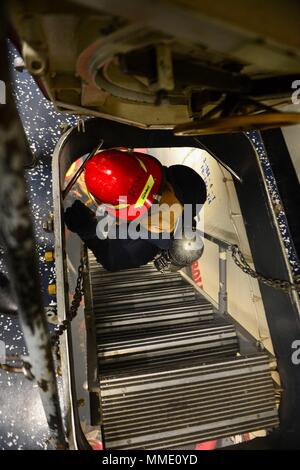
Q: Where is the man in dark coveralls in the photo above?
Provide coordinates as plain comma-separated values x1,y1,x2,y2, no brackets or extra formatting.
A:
65,148,207,273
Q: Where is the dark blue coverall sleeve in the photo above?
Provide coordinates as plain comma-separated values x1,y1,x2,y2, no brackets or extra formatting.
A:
64,200,160,271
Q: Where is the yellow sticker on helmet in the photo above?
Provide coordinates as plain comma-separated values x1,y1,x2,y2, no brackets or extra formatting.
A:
134,175,155,208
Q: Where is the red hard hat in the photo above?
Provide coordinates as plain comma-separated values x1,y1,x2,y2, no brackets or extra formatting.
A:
84,149,164,221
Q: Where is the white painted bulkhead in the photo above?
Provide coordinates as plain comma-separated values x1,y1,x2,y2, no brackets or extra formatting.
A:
149,147,273,354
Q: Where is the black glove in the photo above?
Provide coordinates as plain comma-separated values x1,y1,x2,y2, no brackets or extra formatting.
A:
64,200,97,240
154,250,173,273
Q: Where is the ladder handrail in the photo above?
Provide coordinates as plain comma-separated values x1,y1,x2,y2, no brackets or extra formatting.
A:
195,232,231,315
203,231,232,250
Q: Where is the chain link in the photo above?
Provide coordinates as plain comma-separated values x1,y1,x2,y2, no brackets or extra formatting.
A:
50,258,85,348
230,244,300,293
0,258,85,380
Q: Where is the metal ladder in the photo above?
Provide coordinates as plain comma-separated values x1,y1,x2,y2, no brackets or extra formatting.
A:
86,252,279,450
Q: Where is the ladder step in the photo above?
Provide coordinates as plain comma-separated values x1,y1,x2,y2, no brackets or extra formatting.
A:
100,355,279,449
97,323,238,375
91,278,188,294
92,275,185,284
95,299,213,317
92,284,196,300
95,303,214,333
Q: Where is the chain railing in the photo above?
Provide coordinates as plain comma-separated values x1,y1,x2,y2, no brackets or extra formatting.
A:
203,232,300,315
230,244,300,293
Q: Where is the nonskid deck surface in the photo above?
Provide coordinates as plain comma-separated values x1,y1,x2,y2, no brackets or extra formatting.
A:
87,252,279,449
